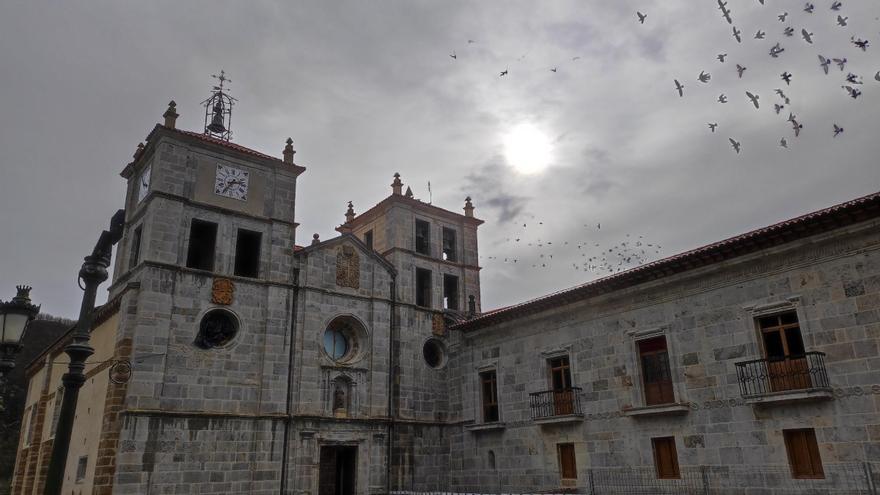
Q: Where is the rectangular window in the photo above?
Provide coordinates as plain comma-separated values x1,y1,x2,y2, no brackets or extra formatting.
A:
415,219,431,256
25,406,36,446
480,370,499,422
364,230,374,250
639,336,675,406
759,311,811,392
416,268,432,308
784,429,824,479
76,456,88,482
549,356,575,415
558,443,577,480
129,225,142,269
185,219,218,271
652,437,680,479
50,386,64,437
234,229,261,278
442,227,457,261
443,274,459,310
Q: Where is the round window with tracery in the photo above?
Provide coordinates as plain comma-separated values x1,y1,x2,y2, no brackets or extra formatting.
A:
322,317,366,363
195,309,239,349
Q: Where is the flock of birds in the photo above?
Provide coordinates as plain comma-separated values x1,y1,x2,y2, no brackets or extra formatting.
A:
665,0,876,153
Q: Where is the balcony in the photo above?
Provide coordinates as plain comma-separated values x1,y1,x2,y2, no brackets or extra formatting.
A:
529,387,584,424
735,352,833,405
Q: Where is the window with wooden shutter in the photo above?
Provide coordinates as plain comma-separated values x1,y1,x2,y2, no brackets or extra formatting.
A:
784,429,824,479
558,443,577,480
759,312,811,392
652,437,680,479
639,337,675,405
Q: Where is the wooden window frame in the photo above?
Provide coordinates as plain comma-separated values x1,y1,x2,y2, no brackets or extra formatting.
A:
557,443,577,480
652,436,681,479
479,370,499,423
783,428,825,479
638,336,675,406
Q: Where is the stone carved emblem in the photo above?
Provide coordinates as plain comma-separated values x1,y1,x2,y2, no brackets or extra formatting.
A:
211,278,235,305
336,245,360,289
432,313,445,336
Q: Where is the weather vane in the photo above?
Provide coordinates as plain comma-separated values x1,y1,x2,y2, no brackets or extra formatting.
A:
202,70,237,141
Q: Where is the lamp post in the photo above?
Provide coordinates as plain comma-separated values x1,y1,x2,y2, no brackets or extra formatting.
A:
0,285,40,377
44,209,124,495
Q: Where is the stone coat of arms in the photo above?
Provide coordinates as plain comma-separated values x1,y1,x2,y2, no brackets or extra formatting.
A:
211,277,235,305
336,245,360,289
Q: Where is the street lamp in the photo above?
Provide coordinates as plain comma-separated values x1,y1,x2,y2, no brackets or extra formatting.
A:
0,285,40,376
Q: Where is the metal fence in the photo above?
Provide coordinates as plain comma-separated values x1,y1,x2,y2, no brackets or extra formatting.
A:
529,388,584,419
734,352,830,398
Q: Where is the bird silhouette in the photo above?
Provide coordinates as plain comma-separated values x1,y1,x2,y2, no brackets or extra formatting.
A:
674,79,684,97
845,73,862,85
802,29,814,44
842,85,862,98
736,64,747,78
875,71,880,82
788,113,804,136
783,26,794,37
755,30,766,40
818,55,831,74
718,0,733,24
637,11,647,24
770,43,785,57
831,1,842,10
833,58,847,71
450,51,457,60
468,39,476,44
718,53,728,63
775,88,791,104
851,38,869,51
698,71,711,83
778,12,788,22
718,94,728,103
746,91,760,108
500,68,508,77
804,2,814,13
729,138,742,154
780,137,789,148
774,103,785,114
550,67,557,73
733,26,742,43
708,122,718,132
837,15,848,26
781,72,793,84
833,124,844,137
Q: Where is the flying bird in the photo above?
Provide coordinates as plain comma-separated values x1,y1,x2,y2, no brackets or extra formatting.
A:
717,53,727,63
837,15,848,26
775,88,790,103
783,26,794,37
818,55,831,74
851,38,869,51
674,79,684,97
571,56,581,61
802,29,814,44
468,39,476,44
778,12,788,22
755,30,766,40
746,91,760,108
842,85,862,98
780,137,788,148
550,67,557,73
449,51,457,60
789,113,803,136
875,71,880,82
736,64,747,78
729,138,742,154
637,11,647,24
718,94,728,103
833,58,847,71
499,68,508,77
718,0,733,24
846,73,862,84
708,123,718,132
733,26,742,43
804,2,815,13
833,124,844,137
781,72,793,84
770,43,785,57
774,103,785,114
698,71,711,83
831,1,842,10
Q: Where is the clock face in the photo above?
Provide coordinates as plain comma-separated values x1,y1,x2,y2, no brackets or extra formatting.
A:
214,164,249,201
137,165,151,203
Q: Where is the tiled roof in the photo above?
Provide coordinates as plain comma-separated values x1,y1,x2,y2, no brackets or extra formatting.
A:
170,128,284,163
453,190,880,332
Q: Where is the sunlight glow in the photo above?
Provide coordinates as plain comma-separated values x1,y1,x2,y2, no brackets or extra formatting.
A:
503,123,553,175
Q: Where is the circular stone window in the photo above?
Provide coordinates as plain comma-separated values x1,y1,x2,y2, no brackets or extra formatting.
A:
423,339,446,369
322,317,366,363
194,309,239,349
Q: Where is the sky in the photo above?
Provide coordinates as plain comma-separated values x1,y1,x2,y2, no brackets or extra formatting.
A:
0,1,878,318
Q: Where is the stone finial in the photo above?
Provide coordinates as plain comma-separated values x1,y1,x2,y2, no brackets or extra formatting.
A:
463,196,475,217
345,201,355,223
312,233,321,246
283,138,295,164
391,173,403,195
404,186,414,198
133,142,145,160
163,100,179,129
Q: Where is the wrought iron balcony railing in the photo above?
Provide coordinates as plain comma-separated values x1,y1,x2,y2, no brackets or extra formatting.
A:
529,387,583,419
735,352,830,398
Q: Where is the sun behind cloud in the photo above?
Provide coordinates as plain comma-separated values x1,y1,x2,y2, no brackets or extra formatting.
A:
503,122,553,175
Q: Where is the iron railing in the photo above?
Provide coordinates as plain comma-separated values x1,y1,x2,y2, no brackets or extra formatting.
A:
529,387,583,419
735,352,830,398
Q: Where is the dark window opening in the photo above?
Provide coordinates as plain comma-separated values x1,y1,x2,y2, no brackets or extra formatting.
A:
652,437,680,479
442,227,457,261
363,230,373,250
639,336,675,406
76,456,88,482
558,443,577,480
194,309,239,349
234,229,262,278
416,268,432,308
129,225,142,269
549,356,572,390
415,219,431,255
759,311,811,392
423,339,445,368
186,219,218,271
443,274,459,310
480,370,499,422
784,428,824,479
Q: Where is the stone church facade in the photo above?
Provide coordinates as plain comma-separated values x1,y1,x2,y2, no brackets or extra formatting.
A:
10,102,880,494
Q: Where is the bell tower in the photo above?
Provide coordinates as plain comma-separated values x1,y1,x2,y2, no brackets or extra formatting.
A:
202,70,236,141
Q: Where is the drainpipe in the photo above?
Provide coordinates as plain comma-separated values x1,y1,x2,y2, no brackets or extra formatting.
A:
386,276,397,494
280,268,300,494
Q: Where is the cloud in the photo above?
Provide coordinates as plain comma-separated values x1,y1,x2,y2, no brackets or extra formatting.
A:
463,161,530,224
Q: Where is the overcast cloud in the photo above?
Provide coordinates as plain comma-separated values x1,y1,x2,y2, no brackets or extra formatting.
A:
1,1,878,317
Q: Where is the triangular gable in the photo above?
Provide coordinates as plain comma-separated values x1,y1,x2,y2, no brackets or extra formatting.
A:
294,233,397,277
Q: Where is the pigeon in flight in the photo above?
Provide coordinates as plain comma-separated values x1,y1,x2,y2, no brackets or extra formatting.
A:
837,15,848,26
718,53,727,63
736,64,747,78
804,2,815,13
450,51,457,60
718,0,733,24
770,43,785,57
637,11,647,24
571,56,581,61
851,38,869,51
778,12,788,22
818,55,831,74
729,138,742,154
875,71,880,82
833,124,844,137
775,88,791,104
550,67,557,73
846,73,863,84
780,137,788,148
698,71,711,83
718,94,728,103
831,1,842,10
500,69,508,77
755,30,766,40
781,72,793,84
802,29,814,44
708,123,718,132
774,103,785,114
746,91,760,108
783,26,794,37
733,26,742,43
789,113,803,136
842,85,862,98
833,58,847,71
468,39,476,44
674,79,684,97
